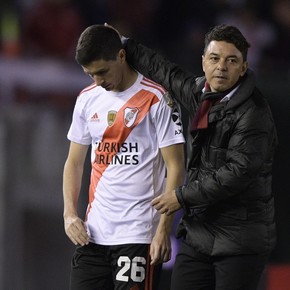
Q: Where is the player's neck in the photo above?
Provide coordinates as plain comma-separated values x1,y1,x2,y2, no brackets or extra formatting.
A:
120,64,138,91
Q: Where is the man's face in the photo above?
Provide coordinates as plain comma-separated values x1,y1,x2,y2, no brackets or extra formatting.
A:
82,49,125,92
202,41,248,92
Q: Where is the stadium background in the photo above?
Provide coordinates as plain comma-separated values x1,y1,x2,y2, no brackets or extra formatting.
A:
0,0,290,289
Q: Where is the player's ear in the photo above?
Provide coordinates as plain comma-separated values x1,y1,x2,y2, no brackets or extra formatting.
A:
118,49,126,63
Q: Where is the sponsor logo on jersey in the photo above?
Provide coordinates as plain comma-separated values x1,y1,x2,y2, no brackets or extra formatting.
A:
90,112,99,121
107,110,117,126
94,142,139,165
172,108,182,126
172,107,183,135
124,107,139,128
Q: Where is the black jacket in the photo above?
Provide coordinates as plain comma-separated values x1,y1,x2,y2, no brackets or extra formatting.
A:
125,39,278,256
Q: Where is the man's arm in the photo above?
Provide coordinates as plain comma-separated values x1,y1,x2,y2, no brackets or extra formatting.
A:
150,143,185,265
104,22,199,111
125,38,199,111
63,141,90,246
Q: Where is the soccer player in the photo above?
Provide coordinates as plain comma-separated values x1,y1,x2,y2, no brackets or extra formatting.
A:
63,24,185,290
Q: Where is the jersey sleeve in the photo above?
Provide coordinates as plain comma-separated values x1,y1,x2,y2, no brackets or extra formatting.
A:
67,95,92,145
154,92,185,148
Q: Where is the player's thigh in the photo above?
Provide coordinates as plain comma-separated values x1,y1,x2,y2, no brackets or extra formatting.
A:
171,241,215,290
214,253,269,290
110,244,162,290
70,243,114,290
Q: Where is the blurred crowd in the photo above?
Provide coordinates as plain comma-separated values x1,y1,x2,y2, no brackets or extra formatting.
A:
0,0,289,105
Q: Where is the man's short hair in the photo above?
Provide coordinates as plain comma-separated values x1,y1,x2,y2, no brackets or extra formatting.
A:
204,24,250,61
75,24,122,66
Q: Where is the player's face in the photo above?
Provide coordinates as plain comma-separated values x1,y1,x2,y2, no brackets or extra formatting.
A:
82,49,125,92
202,41,248,92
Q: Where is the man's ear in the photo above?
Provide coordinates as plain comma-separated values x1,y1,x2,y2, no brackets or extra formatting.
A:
118,49,126,63
202,55,205,73
241,61,248,76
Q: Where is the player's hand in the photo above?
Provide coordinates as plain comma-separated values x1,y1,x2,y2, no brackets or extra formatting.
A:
150,229,171,265
152,190,181,216
64,215,90,246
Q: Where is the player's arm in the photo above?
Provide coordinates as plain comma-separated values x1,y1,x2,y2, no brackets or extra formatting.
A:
150,143,185,265
63,141,90,246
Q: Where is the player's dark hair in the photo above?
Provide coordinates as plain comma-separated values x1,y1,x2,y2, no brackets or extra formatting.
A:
204,24,250,61
75,24,122,66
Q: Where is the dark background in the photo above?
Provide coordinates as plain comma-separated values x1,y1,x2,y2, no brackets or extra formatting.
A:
0,0,289,289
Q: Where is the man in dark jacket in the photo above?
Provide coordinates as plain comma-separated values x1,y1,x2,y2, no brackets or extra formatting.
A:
122,24,277,290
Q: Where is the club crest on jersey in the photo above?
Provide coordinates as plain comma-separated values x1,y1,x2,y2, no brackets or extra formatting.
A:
107,110,117,126
123,107,139,128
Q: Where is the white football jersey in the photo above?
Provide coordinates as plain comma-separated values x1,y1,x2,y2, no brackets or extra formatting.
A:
67,72,184,245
